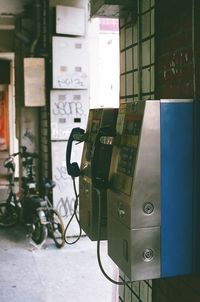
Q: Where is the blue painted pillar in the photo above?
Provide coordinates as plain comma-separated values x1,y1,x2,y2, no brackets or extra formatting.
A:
161,100,194,277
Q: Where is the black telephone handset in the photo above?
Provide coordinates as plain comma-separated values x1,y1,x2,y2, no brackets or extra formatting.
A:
66,127,85,178
91,126,115,190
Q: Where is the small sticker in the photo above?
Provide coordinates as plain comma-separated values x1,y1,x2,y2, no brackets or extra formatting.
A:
75,43,82,49
58,94,66,101
60,66,67,72
73,94,81,100
75,66,82,72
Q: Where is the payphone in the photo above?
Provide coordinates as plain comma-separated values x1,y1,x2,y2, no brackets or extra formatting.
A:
79,108,118,240
107,99,197,281
66,108,118,241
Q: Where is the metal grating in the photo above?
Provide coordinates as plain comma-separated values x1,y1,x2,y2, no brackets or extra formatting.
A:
119,274,152,302
120,0,155,103
118,0,155,301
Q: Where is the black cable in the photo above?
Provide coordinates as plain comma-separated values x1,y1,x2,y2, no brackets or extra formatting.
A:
96,187,132,286
64,177,82,245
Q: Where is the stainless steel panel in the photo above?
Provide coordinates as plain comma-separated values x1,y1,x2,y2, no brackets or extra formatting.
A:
79,177,91,236
108,213,160,281
107,100,160,281
108,100,160,228
108,190,131,228
131,100,160,228
131,227,160,281
108,213,131,277
79,176,107,240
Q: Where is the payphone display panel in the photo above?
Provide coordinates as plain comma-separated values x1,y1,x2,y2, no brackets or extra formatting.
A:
110,101,145,196
79,108,118,241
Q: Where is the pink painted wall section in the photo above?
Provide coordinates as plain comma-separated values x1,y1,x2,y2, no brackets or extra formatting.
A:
99,18,119,32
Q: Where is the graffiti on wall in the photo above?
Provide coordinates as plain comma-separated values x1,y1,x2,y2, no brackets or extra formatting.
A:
21,107,39,152
161,50,191,81
52,99,85,117
56,196,77,219
53,164,79,218
23,128,35,144
51,143,82,236
51,92,89,141
56,77,86,89
53,171,80,235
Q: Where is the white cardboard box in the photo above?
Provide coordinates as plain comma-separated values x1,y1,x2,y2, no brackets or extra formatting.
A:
50,90,89,140
24,58,45,106
52,36,89,89
56,5,85,36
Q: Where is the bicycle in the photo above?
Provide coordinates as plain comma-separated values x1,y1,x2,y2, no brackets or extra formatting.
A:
0,147,65,248
40,178,65,248
0,148,48,244
21,150,65,248
0,151,21,227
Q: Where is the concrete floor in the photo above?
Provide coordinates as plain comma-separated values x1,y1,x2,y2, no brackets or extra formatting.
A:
0,225,119,302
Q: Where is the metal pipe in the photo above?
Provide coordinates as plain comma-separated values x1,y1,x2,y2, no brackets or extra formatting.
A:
30,0,42,57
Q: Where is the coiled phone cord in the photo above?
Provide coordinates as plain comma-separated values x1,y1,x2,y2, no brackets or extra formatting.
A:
96,188,132,286
64,177,82,245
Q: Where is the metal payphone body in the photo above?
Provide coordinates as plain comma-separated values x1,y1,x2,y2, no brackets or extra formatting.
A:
79,108,118,240
108,99,195,281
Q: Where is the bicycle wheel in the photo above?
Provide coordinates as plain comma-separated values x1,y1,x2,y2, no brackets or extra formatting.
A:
0,202,19,227
48,209,65,248
31,216,48,245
